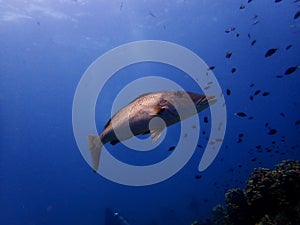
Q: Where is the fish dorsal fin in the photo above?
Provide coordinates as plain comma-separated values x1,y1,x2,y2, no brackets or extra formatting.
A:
150,127,165,142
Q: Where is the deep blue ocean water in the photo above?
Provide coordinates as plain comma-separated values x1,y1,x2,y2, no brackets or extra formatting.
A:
1,1,300,225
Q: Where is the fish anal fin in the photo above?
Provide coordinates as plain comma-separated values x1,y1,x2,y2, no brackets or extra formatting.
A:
150,128,164,142
87,135,103,172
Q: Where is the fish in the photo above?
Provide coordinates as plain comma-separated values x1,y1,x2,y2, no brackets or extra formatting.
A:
254,90,261,96
207,66,215,71
262,92,270,96
204,116,208,123
88,90,217,171
268,128,277,135
275,0,282,2
294,11,300,20
168,146,175,151
231,67,237,73
285,44,292,50
251,40,257,46
284,66,299,75
234,112,247,117
226,89,231,96
240,4,245,9
265,48,278,57
225,51,232,58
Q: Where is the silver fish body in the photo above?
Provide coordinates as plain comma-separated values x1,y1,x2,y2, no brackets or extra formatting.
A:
88,90,216,171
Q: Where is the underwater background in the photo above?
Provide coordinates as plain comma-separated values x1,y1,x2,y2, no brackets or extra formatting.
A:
1,0,300,225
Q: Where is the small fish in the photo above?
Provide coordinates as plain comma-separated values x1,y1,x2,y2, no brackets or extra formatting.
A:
254,90,261,96
231,27,236,31
276,75,284,78
294,11,300,20
252,20,259,25
226,51,232,58
265,48,278,57
275,0,282,2
295,120,300,125
268,128,277,135
247,33,251,39
204,116,208,123
250,96,254,101
265,122,269,128
249,83,255,87
195,175,202,179
248,0,253,3
262,92,270,96
236,33,240,37
237,139,243,143
239,133,244,138
168,146,175,151
148,11,156,18
207,66,215,71
235,112,247,117
231,67,237,73
240,4,246,9
279,112,285,117
251,157,257,162
87,91,217,171
226,89,231,96
225,29,231,33
285,44,292,50
284,66,299,75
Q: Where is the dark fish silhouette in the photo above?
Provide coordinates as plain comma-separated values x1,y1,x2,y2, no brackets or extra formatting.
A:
226,51,232,58
168,146,175,151
295,120,300,125
250,96,254,101
262,92,270,96
254,90,261,96
207,66,215,71
226,89,231,96
265,48,278,57
240,4,245,9
275,0,282,2
285,44,292,50
251,40,257,46
248,0,253,3
204,116,208,123
276,75,284,78
268,128,277,135
294,11,300,20
231,68,236,73
284,66,299,75
235,112,247,117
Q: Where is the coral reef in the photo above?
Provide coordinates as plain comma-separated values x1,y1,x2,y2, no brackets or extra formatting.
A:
192,160,300,225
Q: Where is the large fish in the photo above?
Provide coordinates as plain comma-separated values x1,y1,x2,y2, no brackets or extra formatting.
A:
88,90,217,171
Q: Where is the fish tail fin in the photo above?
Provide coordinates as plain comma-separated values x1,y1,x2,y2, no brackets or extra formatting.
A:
87,135,103,172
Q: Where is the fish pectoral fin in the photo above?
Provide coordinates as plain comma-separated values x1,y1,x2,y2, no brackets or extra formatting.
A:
148,106,165,116
150,128,164,142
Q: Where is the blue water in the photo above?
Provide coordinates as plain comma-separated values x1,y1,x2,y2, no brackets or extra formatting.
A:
1,1,300,225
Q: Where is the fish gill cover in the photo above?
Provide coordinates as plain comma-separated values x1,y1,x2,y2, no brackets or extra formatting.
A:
0,0,299,225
